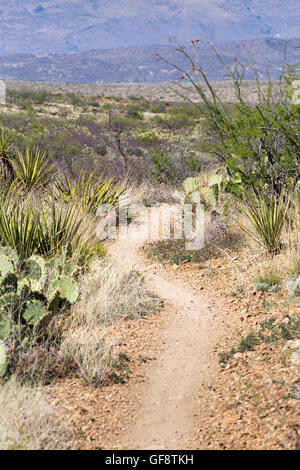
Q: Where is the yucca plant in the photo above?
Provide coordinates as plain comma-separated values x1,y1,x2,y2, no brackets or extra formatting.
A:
0,197,97,260
236,191,289,254
11,147,57,192
0,198,39,259
0,177,21,202
36,199,97,258
56,171,124,214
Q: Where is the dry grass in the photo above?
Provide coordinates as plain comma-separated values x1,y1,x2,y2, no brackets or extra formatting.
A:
0,377,71,450
71,260,159,326
60,258,160,386
125,178,179,205
61,328,118,388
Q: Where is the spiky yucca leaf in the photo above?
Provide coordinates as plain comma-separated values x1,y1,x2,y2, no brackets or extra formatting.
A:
11,147,57,191
0,199,39,259
56,171,123,214
0,197,97,260
36,199,96,258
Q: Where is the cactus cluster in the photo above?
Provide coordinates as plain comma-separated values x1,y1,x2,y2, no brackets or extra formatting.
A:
182,173,224,210
0,245,80,377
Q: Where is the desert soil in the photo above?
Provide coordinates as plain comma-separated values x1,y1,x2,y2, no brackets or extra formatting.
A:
50,204,299,450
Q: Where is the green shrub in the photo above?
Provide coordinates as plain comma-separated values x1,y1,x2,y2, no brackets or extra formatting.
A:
150,149,176,184
255,269,282,288
165,42,300,195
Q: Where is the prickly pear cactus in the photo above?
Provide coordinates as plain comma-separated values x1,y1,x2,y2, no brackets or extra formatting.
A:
183,177,199,195
0,247,19,266
23,300,48,326
0,341,8,378
63,260,79,277
49,277,79,305
0,292,21,315
0,249,80,377
46,257,61,270
182,177,201,206
201,187,217,208
0,254,15,277
21,255,46,291
1,273,18,294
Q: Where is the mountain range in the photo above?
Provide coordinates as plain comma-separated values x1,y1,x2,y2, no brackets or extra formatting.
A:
0,1,299,56
0,37,299,83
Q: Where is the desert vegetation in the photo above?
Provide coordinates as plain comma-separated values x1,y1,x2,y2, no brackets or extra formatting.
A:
0,47,299,450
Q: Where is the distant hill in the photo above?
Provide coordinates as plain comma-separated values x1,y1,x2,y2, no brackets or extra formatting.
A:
0,37,299,83
0,1,299,56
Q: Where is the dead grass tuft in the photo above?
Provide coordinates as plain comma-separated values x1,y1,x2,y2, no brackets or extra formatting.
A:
0,377,71,450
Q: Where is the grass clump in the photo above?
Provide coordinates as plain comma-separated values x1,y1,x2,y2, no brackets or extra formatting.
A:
254,266,283,292
71,260,160,325
0,376,70,450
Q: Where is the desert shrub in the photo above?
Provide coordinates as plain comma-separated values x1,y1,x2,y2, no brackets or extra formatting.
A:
71,260,160,326
0,376,71,449
150,149,177,184
125,105,143,120
8,343,77,385
146,216,241,265
254,266,282,292
163,42,300,196
60,259,160,386
61,328,130,387
219,315,300,366
6,89,51,107
236,191,288,254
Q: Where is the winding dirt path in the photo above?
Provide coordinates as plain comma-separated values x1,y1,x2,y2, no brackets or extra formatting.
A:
108,204,219,450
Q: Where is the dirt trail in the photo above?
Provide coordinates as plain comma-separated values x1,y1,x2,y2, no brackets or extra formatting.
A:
108,204,219,450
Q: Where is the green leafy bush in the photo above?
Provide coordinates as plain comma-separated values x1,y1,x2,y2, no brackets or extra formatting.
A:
150,149,176,184
165,42,300,195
